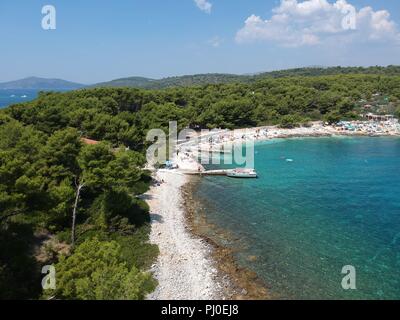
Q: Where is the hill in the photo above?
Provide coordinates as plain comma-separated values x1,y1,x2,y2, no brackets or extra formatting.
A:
93,73,245,89
93,66,400,89
0,77,85,90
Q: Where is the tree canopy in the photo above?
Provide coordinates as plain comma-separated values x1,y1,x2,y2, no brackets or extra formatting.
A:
49,238,155,300
0,69,399,299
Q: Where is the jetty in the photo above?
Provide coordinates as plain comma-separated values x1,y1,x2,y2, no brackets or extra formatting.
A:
184,169,230,176
184,168,258,178
175,130,259,178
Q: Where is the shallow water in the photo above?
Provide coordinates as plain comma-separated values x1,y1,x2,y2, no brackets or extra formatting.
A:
193,137,400,299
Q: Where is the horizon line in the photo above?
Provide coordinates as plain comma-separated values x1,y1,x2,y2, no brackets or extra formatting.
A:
1,64,399,85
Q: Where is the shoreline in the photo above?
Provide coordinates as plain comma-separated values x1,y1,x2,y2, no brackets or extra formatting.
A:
200,122,400,153
145,170,223,300
177,121,399,174
146,125,400,300
182,178,272,300
145,169,271,300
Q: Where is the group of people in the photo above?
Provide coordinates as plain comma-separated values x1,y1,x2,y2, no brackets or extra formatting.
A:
153,175,165,187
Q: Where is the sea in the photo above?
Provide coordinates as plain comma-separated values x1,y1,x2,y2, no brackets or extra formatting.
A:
193,137,400,299
0,89,39,109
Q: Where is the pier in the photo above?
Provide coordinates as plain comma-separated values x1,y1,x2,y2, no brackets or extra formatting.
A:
184,168,258,178
184,169,231,176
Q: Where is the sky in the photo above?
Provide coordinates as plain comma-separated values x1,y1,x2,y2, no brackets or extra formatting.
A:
0,0,400,84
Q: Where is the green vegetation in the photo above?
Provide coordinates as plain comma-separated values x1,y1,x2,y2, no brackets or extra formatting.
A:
255,65,400,79
46,238,155,300
6,74,400,145
323,110,343,125
0,118,157,300
93,73,245,89
1,68,400,300
93,65,400,89
395,106,400,119
279,114,310,129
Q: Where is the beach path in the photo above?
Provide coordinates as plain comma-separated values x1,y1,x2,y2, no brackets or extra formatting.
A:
145,170,220,300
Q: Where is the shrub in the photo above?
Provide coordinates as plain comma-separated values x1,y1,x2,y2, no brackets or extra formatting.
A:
48,238,156,300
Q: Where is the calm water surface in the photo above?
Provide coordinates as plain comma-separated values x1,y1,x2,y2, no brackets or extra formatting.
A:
0,89,39,108
193,137,400,299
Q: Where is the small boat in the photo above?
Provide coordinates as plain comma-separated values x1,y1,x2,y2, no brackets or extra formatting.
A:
21,95,28,98
227,168,258,178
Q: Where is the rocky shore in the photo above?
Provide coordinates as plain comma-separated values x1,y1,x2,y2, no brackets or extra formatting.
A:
145,170,223,300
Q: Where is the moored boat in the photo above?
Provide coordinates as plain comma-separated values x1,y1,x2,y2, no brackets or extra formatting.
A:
226,168,258,178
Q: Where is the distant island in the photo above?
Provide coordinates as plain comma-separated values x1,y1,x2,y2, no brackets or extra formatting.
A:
0,77,85,90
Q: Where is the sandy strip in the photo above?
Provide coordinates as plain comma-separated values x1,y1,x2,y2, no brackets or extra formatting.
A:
145,170,221,300
188,122,400,155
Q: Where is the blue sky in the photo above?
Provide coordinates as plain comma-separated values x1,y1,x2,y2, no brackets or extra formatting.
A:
0,0,399,84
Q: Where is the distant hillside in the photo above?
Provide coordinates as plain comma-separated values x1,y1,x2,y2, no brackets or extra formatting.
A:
150,74,246,89
94,73,247,89
93,66,400,89
93,76,156,88
256,65,400,78
7,66,399,91
0,77,85,90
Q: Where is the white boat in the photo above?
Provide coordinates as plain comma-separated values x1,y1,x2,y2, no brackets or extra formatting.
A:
227,168,258,178
21,95,28,98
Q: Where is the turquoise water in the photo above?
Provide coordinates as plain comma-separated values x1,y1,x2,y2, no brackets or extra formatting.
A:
193,137,400,299
0,89,39,108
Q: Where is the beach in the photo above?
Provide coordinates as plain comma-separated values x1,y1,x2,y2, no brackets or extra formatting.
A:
195,121,400,154
145,170,222,300
145,121,400,300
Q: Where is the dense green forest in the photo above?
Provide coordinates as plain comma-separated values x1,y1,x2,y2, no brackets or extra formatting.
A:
1,71,400,300
0,118,157,299
9,74,400,140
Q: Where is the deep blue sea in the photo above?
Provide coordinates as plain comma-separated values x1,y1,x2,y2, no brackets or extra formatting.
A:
0,89,39,109
193,137,400,299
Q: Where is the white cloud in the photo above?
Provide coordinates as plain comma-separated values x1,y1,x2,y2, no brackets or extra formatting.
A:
194,0,212,14
208,36,222,47
236,0,400,47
